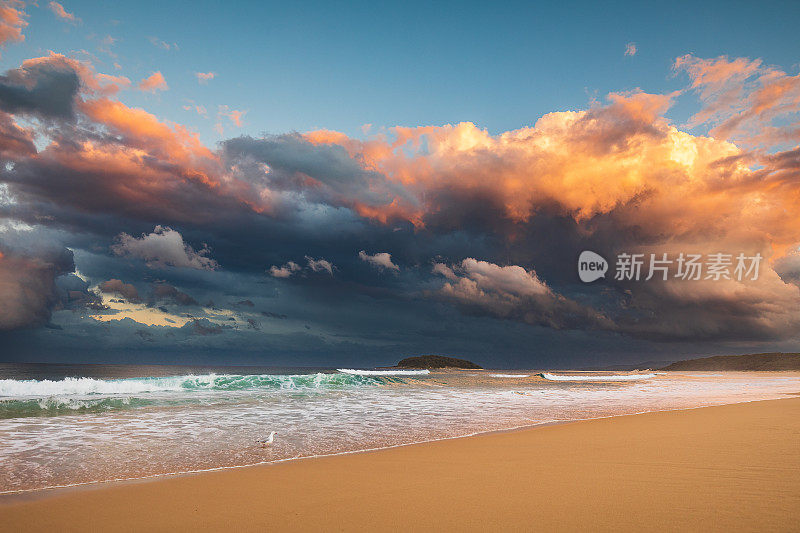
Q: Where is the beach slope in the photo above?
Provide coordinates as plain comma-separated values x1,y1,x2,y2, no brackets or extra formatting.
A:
2,397,799,532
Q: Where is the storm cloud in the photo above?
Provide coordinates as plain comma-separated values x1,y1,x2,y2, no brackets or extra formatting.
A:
1,52,800,365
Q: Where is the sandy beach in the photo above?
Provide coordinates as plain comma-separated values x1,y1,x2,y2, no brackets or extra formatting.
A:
1,396,798,532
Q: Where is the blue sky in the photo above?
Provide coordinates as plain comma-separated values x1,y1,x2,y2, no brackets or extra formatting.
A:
5,0,799,145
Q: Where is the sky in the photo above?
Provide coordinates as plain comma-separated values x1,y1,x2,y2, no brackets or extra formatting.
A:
1,0,800,368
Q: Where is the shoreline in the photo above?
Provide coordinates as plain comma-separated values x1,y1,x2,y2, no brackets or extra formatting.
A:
2,395,799,531
1,393,796,500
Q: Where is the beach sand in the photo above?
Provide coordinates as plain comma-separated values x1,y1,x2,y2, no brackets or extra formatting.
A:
2,396,799,532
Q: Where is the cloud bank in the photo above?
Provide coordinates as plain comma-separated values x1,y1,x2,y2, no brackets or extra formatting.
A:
1,51,800,363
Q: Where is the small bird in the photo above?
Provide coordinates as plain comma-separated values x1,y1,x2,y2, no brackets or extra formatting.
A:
257,431,277,446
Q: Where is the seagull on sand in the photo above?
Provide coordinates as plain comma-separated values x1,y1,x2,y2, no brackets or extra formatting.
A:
257,431,276,446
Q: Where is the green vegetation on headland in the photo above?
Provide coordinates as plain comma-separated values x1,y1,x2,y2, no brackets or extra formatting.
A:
395,355,482,369
661,353,800,371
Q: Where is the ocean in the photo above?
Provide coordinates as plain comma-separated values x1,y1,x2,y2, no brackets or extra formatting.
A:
1,363,799,494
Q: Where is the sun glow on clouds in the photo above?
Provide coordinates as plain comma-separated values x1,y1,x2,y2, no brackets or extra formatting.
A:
88,292,255,330
0,1,27,52
89,294,192,328
2,48,800,342
137,71,168,92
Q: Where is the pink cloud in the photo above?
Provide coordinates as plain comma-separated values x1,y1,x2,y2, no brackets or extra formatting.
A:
196,71,216,84
137,71,168,93
48,2,79,23
218,105,245,127
0,0,27,53
675,54,800,148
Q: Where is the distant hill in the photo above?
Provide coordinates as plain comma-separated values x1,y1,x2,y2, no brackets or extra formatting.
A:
396,355,482,369
661,353,800,371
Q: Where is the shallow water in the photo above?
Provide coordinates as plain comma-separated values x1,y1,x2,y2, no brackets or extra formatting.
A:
1,363,798,493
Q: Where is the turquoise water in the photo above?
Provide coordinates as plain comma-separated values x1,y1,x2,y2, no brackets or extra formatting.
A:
1,365,798,493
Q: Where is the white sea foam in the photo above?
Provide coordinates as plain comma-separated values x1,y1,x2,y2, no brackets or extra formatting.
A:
489,374,530,378
0,376,187,397
0,372,380,399
337,369,430,376
2,369,799,494
539,372,657,381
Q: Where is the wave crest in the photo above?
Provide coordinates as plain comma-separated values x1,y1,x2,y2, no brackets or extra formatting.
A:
0,372,383,398
539,372,656,381
337,369,431,376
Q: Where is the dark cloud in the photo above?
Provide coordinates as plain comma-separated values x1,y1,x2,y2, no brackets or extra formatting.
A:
0,112,35,158
0,56,81,120
57,273,106,311
0,245,74,330
431,258,613,331
1,53,799,365
151,283,198,306
222,134,413,211
261,311,287,319
184,318,224,336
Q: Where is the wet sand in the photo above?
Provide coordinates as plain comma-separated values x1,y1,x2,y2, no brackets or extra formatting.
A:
2,396,799,532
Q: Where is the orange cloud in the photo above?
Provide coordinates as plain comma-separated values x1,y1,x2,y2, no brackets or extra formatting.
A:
0,0,26,52
137,71,168,93
675,54,800,148
79,97,218,183
218,105,245,127
300,84,800,266
3,51,800,340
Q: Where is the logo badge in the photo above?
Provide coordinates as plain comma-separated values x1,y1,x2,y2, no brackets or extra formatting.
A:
578,251,608,283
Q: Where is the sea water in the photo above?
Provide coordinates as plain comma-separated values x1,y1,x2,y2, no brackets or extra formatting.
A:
1,363,798,493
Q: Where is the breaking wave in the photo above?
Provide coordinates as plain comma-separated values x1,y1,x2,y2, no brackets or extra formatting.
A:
539,373,657,381
0,373,384,397
0,373,386,418
337,369,431,376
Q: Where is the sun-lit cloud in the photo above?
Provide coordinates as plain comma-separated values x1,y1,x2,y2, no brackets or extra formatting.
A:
269,261,300,278
183,103,207,117
2,52,800,343
99,278,140,302
48,2,80,24
675,54,800,148
89,293,192,328
359,250,399,271
137,71,168,92
432,258,611,330
306,256,334,274
0,0,27,54
195,71,215,84
218,105,245,127
111,226,219,270
269,257,334,277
